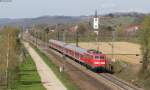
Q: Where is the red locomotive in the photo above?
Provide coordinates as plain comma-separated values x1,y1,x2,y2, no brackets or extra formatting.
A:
49,39,112,71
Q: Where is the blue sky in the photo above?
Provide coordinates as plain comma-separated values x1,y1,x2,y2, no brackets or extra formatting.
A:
0,0,150,18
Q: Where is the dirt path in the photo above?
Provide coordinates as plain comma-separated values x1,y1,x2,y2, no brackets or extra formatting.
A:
23,42,67,90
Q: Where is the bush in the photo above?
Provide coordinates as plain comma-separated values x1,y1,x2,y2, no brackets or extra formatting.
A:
112,61,128,73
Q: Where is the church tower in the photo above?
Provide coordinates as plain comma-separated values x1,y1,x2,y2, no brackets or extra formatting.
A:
93,10,99,30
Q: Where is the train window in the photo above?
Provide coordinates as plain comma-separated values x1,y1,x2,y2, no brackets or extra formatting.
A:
80,55,83,58
95,56,99,60
95,56,105,60
100,56,105,59
83,54,92,59
83,55,88,59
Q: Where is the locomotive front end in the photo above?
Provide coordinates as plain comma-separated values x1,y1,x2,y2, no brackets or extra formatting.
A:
92,54,107,68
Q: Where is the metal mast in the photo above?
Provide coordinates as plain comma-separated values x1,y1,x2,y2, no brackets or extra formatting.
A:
93,10,99,51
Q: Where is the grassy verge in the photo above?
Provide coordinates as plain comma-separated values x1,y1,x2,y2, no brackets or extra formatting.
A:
31,44,79,90
14,49,45,90
112,60,150,90
112,61,138,80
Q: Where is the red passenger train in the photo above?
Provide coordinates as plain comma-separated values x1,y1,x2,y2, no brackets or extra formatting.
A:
48,39,112,71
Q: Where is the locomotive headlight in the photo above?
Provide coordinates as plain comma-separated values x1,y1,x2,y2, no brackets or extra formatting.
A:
94,62,100,64
100,62,105,64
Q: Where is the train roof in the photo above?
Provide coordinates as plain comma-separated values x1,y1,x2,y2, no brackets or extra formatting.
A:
49,39,87,54
65,44,87,54
49,39,106,55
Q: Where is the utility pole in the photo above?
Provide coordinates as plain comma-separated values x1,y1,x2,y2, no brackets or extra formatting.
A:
33,25,38,48
62,29,66,45
45,27,49,48
93,10,100,51
63,33,65,44
32,25,36,44
60,29,66,72
97,31,99,51
57,31,60,41
35,31,38,47
94,31,99,51
112,28,116,62
55,24,60,41
47,31,48,47
76,31,79,47
6,33,10,88
75,25,79,47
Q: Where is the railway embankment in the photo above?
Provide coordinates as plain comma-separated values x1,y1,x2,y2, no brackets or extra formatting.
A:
15,45,45,90
28,42,79,90
23,42,67,90
29,41,113,90
24,34,143,90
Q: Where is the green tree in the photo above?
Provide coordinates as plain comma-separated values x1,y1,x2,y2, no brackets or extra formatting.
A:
78,23,87,35
116,25,126,40
139,16,150,72
0,26,21,89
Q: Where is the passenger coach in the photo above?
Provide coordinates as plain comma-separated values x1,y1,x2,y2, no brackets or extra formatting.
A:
49,39,112,71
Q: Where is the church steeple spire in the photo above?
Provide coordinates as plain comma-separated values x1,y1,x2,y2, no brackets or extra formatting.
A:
95,10,98,18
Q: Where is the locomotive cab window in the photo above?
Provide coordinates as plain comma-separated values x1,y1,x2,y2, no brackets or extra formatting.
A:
100,56,105,59
95,56,105,60
95,56,100,60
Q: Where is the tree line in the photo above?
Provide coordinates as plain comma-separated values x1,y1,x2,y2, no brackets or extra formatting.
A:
0,27,21,89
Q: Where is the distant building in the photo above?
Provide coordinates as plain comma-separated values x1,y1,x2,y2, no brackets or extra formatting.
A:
125,24,140,33
70,25,77,32
124,24,141,36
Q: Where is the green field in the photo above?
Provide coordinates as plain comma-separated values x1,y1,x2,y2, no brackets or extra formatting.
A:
31,44,79,90
14,51,45,90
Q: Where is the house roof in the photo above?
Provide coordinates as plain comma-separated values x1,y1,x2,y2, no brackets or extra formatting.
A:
125,24,141,32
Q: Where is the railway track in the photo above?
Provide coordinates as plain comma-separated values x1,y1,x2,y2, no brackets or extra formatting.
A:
45,47,143,90
46,47,143,90
100,73,142,90
24,34,143,90
25,36,112,90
